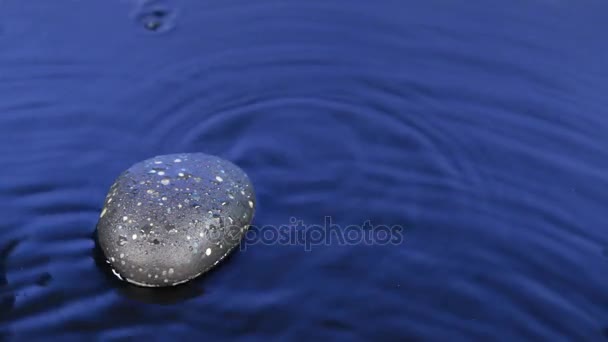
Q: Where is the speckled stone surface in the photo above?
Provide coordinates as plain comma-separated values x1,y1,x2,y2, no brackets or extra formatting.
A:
96,153,255,287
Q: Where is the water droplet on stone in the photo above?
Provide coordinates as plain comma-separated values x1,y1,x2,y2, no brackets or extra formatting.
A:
118,236,128,246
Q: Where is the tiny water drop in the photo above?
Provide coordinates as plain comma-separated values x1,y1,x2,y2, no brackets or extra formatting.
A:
118,235,128,246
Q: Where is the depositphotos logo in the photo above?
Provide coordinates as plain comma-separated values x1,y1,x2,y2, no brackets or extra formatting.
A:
233,216,405,251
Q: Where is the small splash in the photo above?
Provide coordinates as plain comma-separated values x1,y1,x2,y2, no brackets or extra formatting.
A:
134,2,176,33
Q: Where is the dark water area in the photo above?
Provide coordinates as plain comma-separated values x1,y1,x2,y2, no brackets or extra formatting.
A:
1,0,608,340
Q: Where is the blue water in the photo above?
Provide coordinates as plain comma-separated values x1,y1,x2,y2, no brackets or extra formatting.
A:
1,0,608,340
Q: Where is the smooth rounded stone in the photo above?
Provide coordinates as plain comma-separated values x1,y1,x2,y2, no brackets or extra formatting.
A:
96,153,255,287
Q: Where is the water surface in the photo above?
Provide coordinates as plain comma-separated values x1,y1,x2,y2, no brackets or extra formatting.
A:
1,0,608,340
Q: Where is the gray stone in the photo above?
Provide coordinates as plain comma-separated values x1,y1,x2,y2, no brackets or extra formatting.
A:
96,153,255,287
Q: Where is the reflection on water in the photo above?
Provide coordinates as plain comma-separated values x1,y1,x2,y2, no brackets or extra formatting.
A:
1,0,608,340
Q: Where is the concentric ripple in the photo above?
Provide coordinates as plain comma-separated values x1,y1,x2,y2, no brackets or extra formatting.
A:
1,0,608,340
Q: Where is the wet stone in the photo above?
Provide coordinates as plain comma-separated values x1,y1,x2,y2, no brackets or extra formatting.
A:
96,153,255,287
